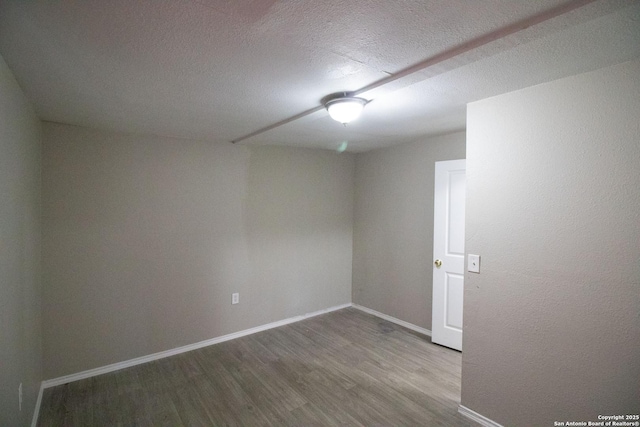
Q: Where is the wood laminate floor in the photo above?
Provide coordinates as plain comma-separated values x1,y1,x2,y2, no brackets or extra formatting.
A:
37,308,476,426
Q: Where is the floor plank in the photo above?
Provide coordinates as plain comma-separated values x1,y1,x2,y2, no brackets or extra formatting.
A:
37,308,477,426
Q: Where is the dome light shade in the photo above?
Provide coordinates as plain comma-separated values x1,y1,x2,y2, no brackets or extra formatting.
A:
325,97,367,124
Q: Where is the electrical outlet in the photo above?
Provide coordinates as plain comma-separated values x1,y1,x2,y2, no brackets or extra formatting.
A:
232,293,239,305
18,383,22,411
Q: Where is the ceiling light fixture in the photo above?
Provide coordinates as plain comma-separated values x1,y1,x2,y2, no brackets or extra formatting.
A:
325,96,367,124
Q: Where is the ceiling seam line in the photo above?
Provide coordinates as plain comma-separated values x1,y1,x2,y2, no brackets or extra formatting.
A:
230,0,598,145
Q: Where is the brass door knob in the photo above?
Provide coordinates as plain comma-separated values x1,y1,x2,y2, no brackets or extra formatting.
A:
434,259,442,268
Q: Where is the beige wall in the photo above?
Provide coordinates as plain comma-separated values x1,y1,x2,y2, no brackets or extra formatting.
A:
462,59,640,425
42,123,354,378
0,55,42,426
353,132,466,329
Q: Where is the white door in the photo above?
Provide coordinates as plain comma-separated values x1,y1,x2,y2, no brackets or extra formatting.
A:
432,159,466,351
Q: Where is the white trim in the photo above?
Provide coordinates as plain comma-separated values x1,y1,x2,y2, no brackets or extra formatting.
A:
42,303,352,388
458,405,504,427
352,304,432,337
30,382,44,427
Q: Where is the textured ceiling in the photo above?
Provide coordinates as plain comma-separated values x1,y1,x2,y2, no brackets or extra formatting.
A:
0,0,639,152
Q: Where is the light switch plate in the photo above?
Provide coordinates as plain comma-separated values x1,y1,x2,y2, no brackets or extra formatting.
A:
468,254,481,273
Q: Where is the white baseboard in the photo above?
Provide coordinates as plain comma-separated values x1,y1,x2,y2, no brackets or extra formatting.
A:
30,382,44,427
458,405,504,427
42,302,352,389
351,304,432,337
